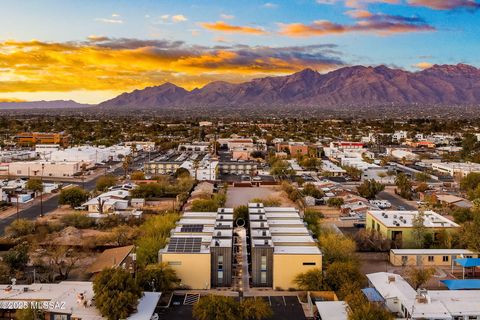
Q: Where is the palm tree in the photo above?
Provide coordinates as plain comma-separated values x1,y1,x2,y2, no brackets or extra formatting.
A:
122,155,133,179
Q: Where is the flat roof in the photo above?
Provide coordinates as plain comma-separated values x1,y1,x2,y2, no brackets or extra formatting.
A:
315,301,349,320
368,210,459,228
127,292,161,320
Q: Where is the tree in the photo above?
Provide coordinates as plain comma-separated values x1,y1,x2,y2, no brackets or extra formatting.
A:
411,211,428,248
415,182,429,193
122,155,133,179
93,268,142,320
452,207,472,224
344,166,362,180
193,295,238,320
349,302,394,320
192,296,272,320
405,266,435,290
415,172,431,183
136,213,179,266
139,263,180,292
460,214,480,252
59,187,89,208
327,197,344,207
318,232,356,265
270,159,293,177
3,242,29,270
45,246,82,280
294,268,324,291
26,178,43,194
395,173,413,200
303,183,324,198
5,219,36,238
324,261,364,292
95,175,117,192
460,172,480,191
130,171,145,180
299,157,322,171
240,298,273,320
356,180,385,199
233,205,249,223
15,307,45,320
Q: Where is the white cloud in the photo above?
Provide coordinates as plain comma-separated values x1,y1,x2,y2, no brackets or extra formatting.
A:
263,2,278,8
95,17,123,24
220,13,235,19
172,14,188,22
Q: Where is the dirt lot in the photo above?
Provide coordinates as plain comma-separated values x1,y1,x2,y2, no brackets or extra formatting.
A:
225,186,296,208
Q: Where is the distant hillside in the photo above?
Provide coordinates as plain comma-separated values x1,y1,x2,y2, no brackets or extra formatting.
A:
0,100,92,110
98,64,480,108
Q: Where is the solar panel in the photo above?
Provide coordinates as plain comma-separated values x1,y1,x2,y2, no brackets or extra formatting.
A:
167,237,202,253
180,224,204,232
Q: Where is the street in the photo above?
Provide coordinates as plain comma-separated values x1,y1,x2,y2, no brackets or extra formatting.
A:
0,154,147,235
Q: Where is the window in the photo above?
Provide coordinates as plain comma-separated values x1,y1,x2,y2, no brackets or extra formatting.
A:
442,256,449,262
168,261,182,266
303,262,316,266
260,271,267,284
428,256,434,262
260,255,267,284
53,315,68,320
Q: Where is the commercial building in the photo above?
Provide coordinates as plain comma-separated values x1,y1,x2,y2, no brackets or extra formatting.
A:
389,249,477,267
248,203,322,290
0,161,83,178
431,162,480,178
145,151,218,180
366,210,459,248
275,141,309,156
158,208,234,289
366,272,480,319
47,145,131,163
14,132,69,146
218,160,257,176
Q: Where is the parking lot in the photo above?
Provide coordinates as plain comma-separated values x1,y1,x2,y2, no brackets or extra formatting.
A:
158,294,306,320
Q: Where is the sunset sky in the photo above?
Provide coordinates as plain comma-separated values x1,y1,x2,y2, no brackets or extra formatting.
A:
0,0,479,103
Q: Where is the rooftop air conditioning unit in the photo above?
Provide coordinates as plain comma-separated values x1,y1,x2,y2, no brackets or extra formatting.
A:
264,240,269,245
388,275,396,283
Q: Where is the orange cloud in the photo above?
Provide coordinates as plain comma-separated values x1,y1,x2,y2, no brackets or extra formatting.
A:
279,14,434,37
345,9,373,18
408,0,479,9
200,21,267,35
0,97,26,102
413,61,433,69
0,39,343,102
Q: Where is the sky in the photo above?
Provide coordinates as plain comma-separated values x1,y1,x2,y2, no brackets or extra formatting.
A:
0,0,479,104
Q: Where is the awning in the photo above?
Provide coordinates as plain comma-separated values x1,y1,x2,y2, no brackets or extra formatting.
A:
361,288,385,302
455,258,480,268
441,279,480,290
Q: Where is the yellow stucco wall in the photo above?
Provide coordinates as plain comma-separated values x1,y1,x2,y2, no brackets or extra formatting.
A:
366,213,457,248
389,252,478,266
273,253,322,290
160,253,211,289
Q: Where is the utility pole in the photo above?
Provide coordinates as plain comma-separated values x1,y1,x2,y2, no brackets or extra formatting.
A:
40,164,44,217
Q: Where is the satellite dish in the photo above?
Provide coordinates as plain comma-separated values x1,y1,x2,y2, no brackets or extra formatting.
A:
236,218,245,227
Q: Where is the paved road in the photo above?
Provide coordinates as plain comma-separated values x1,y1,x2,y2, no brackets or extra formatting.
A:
0,155,146,235
376,190,417,210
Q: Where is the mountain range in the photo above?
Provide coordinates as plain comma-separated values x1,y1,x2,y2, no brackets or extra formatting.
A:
0,100,91,110
98,63,480,108
2,64,480,111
